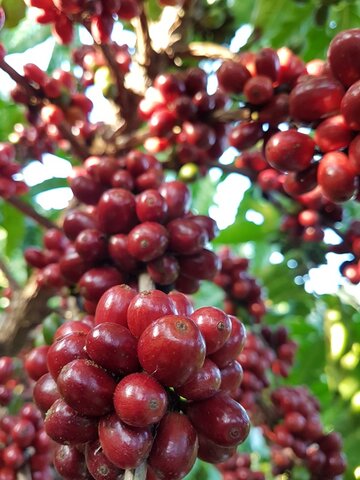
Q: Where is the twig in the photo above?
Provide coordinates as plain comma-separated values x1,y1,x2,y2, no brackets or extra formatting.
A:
7,196,58,230
0,59,40,99
171,41,236,60
212,108,251,123
132,3,156,83
57,123,89,160
0,257,20,291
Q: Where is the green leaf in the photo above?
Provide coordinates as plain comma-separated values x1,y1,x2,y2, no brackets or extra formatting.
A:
1,0,26,29
0,99,25,141
0,16,51,54
0,200,25,256
29,177,69,197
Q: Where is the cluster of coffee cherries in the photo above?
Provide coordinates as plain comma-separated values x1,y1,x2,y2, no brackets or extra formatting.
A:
0,143,28,199
138,68,228,167
213,248,266,323
28,284,250,479
0,404,53,480
220,29,360,205
329,219,360,284
235,329,296,413
216,452,265,480
73,43,131,92
24,0,141,45
0,357,22,407
266,386,346,479
25,150,220,300
10,123,55,163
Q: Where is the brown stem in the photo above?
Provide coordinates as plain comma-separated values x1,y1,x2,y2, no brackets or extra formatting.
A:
7,197,58,230
138,272,155,292
171,41,236,60
212,107,251,123
132,3,156,82
58,123,89,160
0,59,40,99
0,257,20,291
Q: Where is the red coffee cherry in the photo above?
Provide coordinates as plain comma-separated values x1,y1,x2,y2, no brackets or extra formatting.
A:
158,181,191,220
197,433,236,463
328,28,360,87
97,188,137,234
95,284,137,327
216,61,251,93
85,440,124,480
317,151,358,202
168,291,194,316
127,222,169,262
209,316,247,368
341,79,360,130
136,189,168,223
175,358,221,401
24,345,49,381
190,307,232,354
147,254,180,285
53,444,89,479
47,331,87,379
33,373,60,413
79,266,124,301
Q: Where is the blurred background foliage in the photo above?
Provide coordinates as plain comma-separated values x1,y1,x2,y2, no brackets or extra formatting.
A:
0,0,360,479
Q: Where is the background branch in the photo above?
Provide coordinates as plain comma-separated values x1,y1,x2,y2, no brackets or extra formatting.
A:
0,257,20,291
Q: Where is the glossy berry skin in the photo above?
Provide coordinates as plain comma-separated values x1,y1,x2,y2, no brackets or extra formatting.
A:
341,80,360,130
328,29,360,87
127,290,176,338
98,414,152,470
158,181,191,220
175,358,221,400
44,398,98,444
178,249,220,280
114,373,168,427
86,323,140,375
11,419,35,448
33,373,60,413
216,61,251,93
2,444,24,469
138,315,206,387
24,345,49,381
314,115,352,152
108,234,139,272
147,254,180,285
255,48,280,82
187,392,250,447
79,267,124,301
47,331,87,379
289,76,345,122
228,122,263,151
63,210,97,241
220,360,243,395
167,218,207,255
136,189,168,223
95,284,137,327
244,75,273,105
168,291,194,316
127,222,169,262
97,188,137,234
54,319,91,341
148,412,198,480
265,130,315,173
197,433,236,463
190,307,232,354
317,151,358,202
209,316,247,368
57,359,116,416
53,444,89,479
85,440,124,480
349,134,360,172
75,228,108,263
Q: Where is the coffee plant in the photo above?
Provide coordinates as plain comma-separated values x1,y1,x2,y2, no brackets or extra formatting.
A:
0,0,359,479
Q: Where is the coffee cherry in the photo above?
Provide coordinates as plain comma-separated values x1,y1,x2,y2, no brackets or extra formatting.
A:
314,115,352,152
95,284,137,327
45,398,98,444
176,358,221,400
265,130,315,173
54,320,91,341
53,444,89,479
33,373,60,413
24,346,49,381
147,254,180,285
328,29,360,87
197,434,236,463
317,151,358,202
187,392,250,447
2,444,24,469
178,249,220,280
148,412,198,480
86,323,140,375
127,222,169,262
114,372,168,427
158,181,191,220
168,218,208,255
255,48,280,82
79,267,124,301
63,210,96,241
57,358,116,416
244,76,273,105
108,234,139,272
136,189,168,223
47,331,87,379
209,316,246,368
190,307,232,354
138,315,206,387
341,79,360,130
11,419,35,448
220,360,243,395
97,188,137,234
127,289,176,338
98,414,152,470
168,291,194,316
217,61,251,93
75,229,108,262
85,440,124,480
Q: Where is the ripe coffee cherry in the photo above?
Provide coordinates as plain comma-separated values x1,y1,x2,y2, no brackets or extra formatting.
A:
53,444,88,479
75,229,107,262
24,345,49,381
33,373,60,413
85,440,124,480
349,134,360,172
63,210,96,241
168,291,194,316
108,234,139,272
147,254,180,285
95,284,137,327
197,433,236,463
209,316,246,368
54,320,91,341
11,419,35,448
98,414,152,470
175,274,200,294
216,61,251,93
190,215,218,241
136,189,168,223
220,360,243,394
314,115,352,152
341,80,360,130
289,76,345,122
148,412,198,480
127,222,169,262
45,398,98,444
265,130,315,172
127,289,175,338
97,188,137,234
114,373,168,427
111,169,134,190
79,266,124,301
154,73,185,101
57,359,116,416
244,76,273,105
59,248,90,283
168,218,207,255
190,307,232,354
138,315,206,387
328,29,360,87
179,249,220,280
149,109,177,137
258,93,289,126
317,151,358,202
158,181,191,220
176,358,221,400
255,48,280,82
47,331,87,379
2,444,24,469
86,323,140,375
283,165,318,196
187,392,250,447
